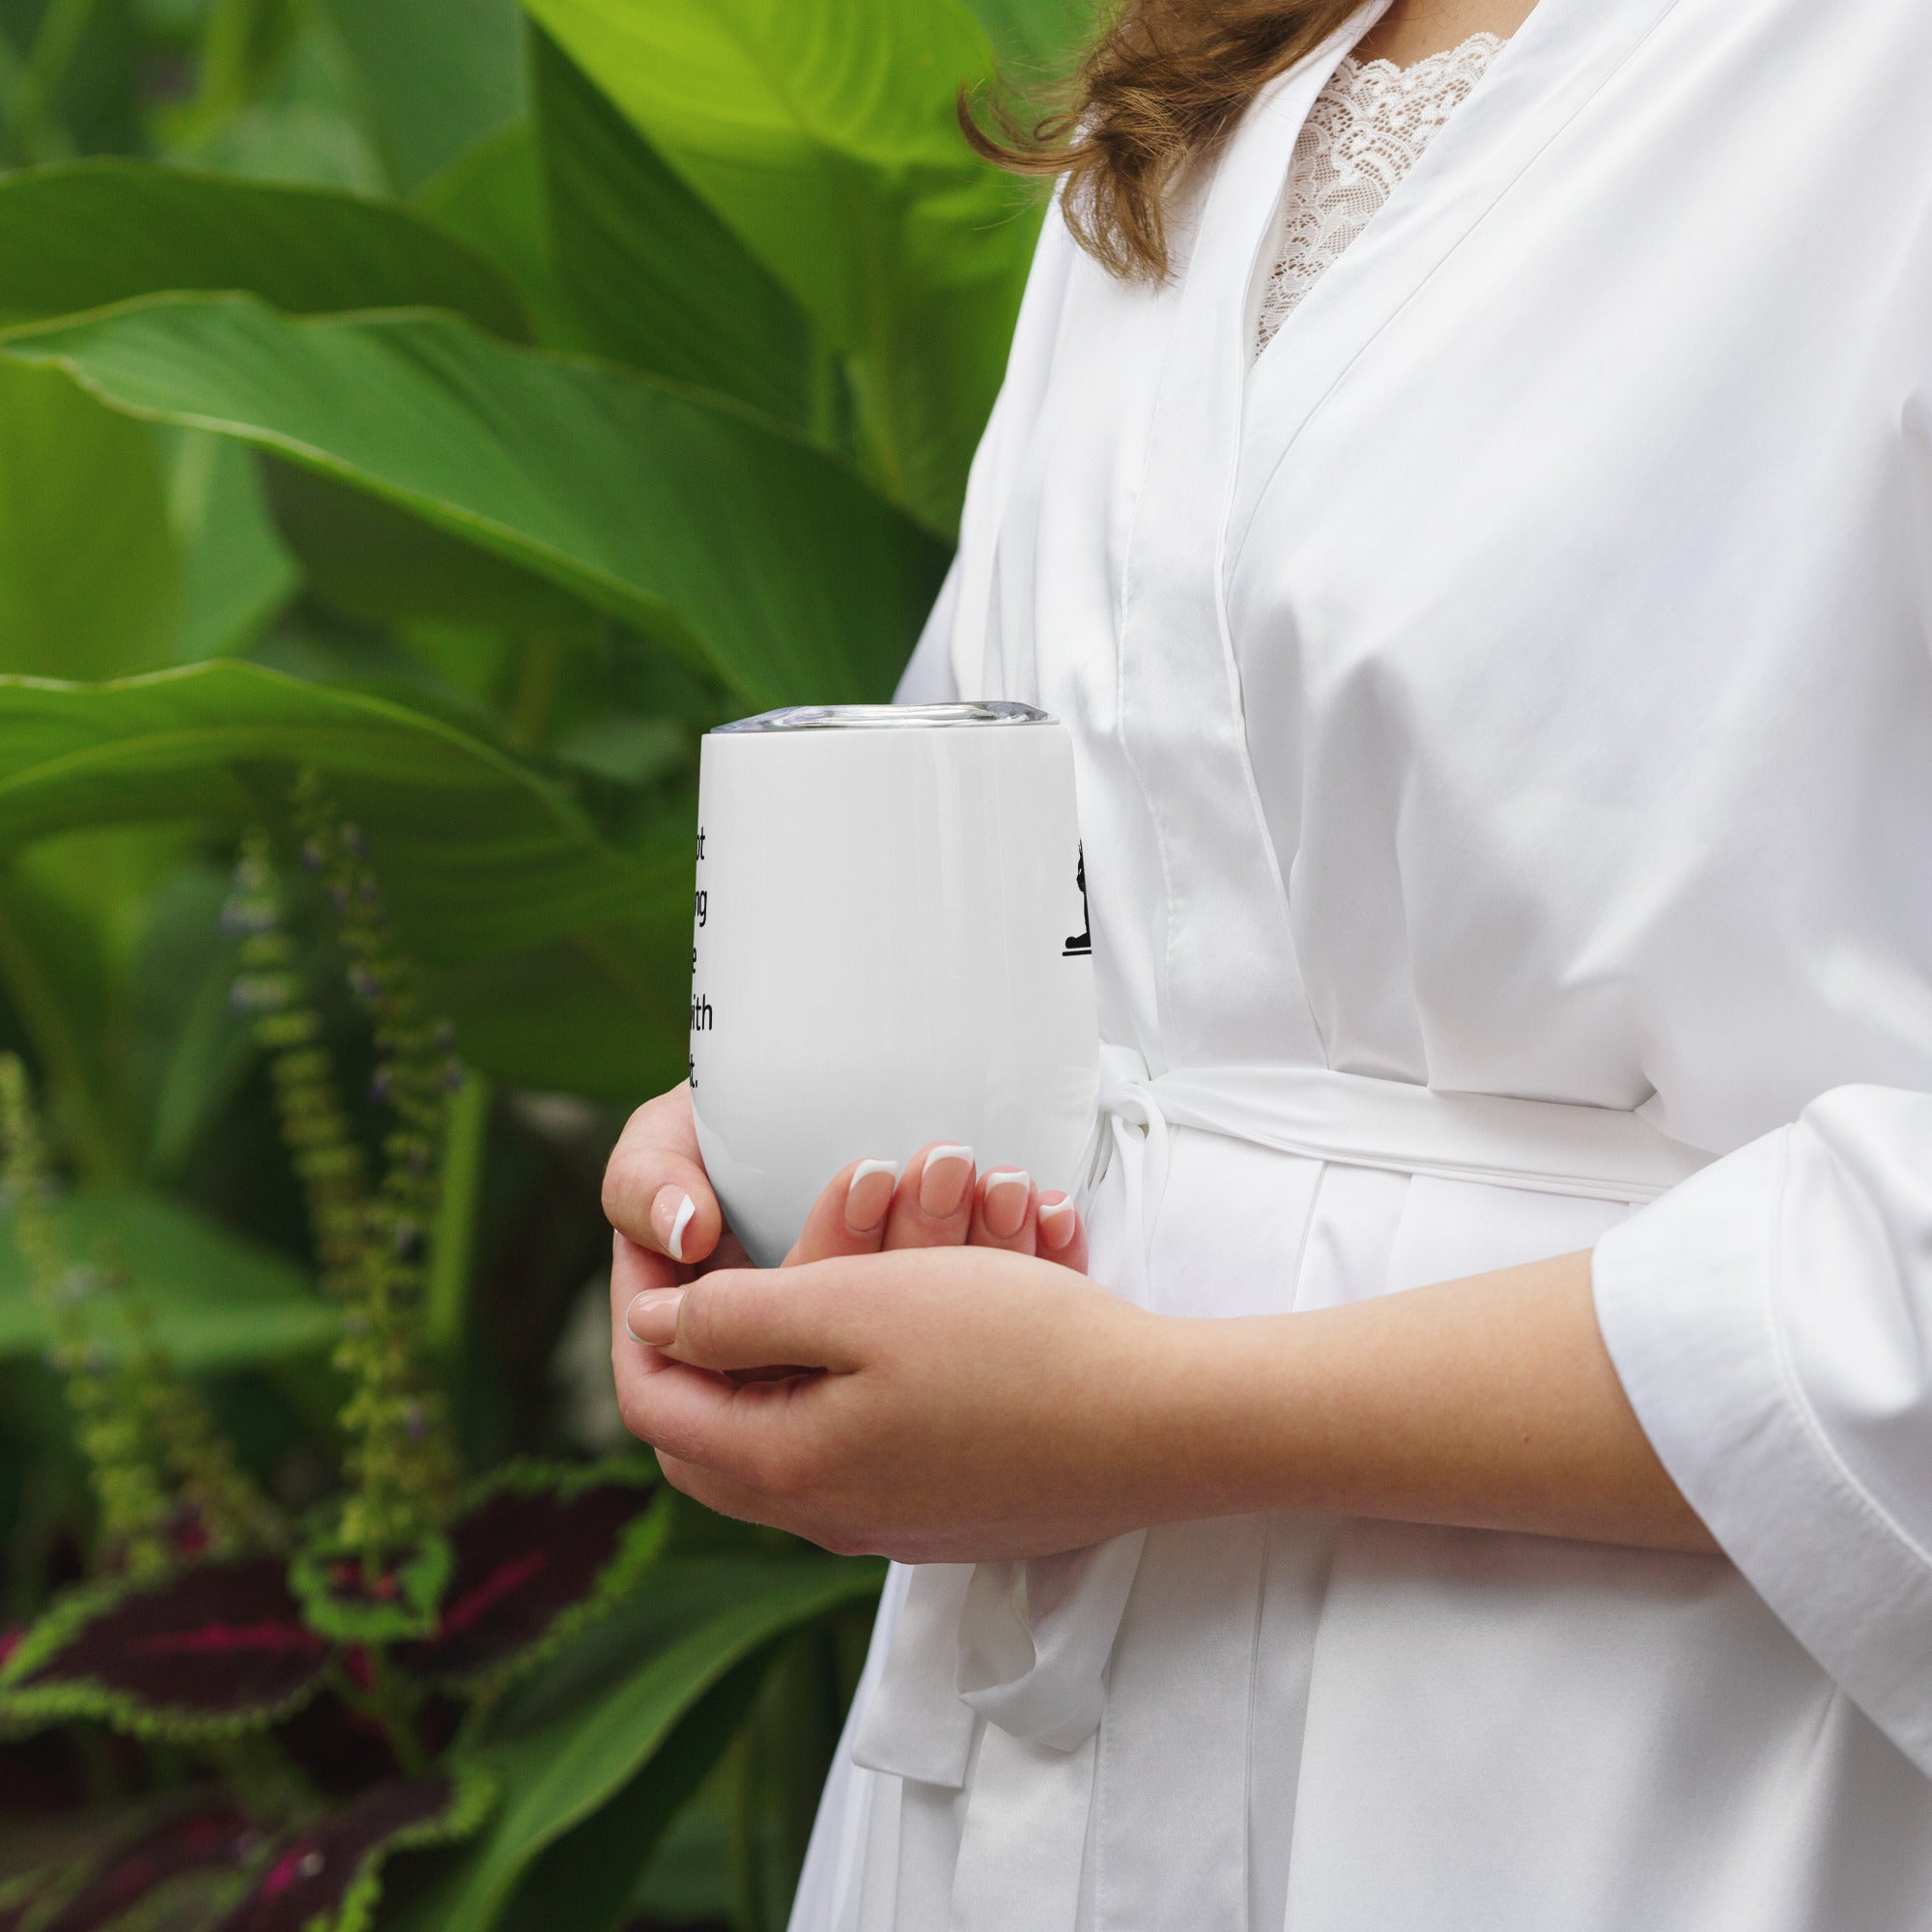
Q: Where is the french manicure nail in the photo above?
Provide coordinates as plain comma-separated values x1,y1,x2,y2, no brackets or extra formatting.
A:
1038,1196,1078,1251
652,1185,696,1263
845,1158,900,1233
983,1169,1031,1239
919,1145,975,1219
625,1287,684,1346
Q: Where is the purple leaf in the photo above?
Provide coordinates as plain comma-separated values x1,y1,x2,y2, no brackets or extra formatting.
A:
40,1803,267,1932
0,1879,53,1932
389,1463,662,1691
0,1558,329,1738
212,1771,493,1932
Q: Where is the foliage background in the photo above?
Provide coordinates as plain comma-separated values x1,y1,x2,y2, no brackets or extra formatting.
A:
0,0,1092,1925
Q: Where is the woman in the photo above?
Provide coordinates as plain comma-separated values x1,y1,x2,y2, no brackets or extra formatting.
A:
604,0,1932,1924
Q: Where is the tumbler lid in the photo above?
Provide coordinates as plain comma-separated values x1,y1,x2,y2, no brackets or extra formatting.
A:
714,701,1052,732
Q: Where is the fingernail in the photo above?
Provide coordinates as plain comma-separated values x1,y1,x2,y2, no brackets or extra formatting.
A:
845,1158,900,1233
982,1169,1031,1239
652,1186,696,1263
919,1145,974,1218
625,1287,684,1346
1038,1196,1077,1251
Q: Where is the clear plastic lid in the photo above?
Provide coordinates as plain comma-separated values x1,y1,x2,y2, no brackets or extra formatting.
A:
713,701,1051,733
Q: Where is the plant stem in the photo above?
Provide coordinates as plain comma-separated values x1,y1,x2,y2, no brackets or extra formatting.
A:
426,1068,489,1356
362,1650,430,1777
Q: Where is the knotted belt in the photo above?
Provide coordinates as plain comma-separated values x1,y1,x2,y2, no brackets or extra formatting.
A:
851,1047,1714,1788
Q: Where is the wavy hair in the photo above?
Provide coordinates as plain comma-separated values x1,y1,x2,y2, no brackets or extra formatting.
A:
963,0,1363,282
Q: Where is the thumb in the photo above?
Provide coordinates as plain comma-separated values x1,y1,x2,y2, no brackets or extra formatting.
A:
641,1265,867,1376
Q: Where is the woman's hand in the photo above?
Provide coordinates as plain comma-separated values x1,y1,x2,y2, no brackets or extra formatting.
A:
778,1141,1089,1272
603,1086,1092,1469
601,1084,1088,1279
612,1235,1721,1564
602,1082,741,1274
614,1244,1166,1563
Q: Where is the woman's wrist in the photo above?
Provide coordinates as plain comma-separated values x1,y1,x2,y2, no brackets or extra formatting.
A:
1114,1255,1716,1554
1095,1303,1294,1526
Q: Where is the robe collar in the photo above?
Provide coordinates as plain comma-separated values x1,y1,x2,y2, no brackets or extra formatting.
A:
1109,0,1689,1073
1233,0,1690,561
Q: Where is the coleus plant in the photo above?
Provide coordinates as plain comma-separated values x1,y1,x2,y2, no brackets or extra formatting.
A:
0,772,666,1932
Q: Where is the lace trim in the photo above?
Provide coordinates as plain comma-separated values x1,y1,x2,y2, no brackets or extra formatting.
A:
1256,32,1505,355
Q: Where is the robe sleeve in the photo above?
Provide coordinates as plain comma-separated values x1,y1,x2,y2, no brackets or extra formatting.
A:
1593,1086,1932,1776
1595,367,1932,1776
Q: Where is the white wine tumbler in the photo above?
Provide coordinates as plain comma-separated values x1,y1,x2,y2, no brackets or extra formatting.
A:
689,702,1099,1267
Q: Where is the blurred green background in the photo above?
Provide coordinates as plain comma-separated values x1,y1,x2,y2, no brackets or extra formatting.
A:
0,2,1093,1927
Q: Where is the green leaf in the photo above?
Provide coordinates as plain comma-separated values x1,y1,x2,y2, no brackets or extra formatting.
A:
320,0,526,195
169,434,301,663
431,926,688,1107
416,122,584,352
400,1557,883,1932
963,0,1096,71
496,1654,765,1932
0,661,692,1103
3,294,946,708
523,0,1037,534
168,0,386,195
0,1186,334,1369
0,826,203,1187
261,459,601,640
136,862,261,1182
531,28,817,429
0,160,528,338
0,361,180,682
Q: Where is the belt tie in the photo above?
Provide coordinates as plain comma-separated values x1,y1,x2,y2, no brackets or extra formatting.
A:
851,1050,1713,1787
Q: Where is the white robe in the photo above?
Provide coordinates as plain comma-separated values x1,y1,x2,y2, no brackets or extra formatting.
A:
790,0,1932,1924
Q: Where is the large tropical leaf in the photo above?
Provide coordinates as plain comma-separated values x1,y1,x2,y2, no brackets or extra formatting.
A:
260,461,601,640
393,1557,883,1932
321,0,526,195
0,662,692,1102
171,435,301,663
494,1656,764,1932
416,123,585,354
964,0,1096,71
0,161,527,338
0,363,179,682
522,0,1038,533
0,1186,334,1369
0,827,214,1187
531,29,817,431
2,295,944,708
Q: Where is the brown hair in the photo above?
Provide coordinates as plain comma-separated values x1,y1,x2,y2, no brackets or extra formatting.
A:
963,0,1363,283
